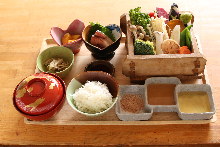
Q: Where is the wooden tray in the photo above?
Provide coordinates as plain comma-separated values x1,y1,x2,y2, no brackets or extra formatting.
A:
24,38,217,125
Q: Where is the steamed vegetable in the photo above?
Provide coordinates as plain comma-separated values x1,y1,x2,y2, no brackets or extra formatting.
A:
180,25,193,49
167,19,185,33
156,7,169,20
169,3,180,20
180,13,192,24
88,22,115,42
129,7,150,32
149,12,156,18
151,17,169,40
62,33,81,45
134,39,155,55
154,31,164,54
185,28,192,50
170,25,180,44
44,58,69,72
161,39,180,54
129,25,148,40
179,46,191,54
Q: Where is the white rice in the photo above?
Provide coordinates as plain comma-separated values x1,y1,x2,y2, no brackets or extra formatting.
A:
72,81,113,114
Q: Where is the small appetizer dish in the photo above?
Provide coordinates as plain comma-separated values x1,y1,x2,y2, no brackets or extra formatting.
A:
13,73,66,121
116,77,215,121
175,84,215,120
37,46,74,78
116,85,153,121
84,60,115,76
145,77,181,113
82,22,122,60
145,77,181,105
66,71,119,116
50,19,85,54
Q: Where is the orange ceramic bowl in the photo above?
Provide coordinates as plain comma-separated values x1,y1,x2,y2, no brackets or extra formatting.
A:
13,73,66,121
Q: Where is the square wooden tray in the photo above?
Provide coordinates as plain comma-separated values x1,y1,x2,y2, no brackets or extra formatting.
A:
24,38,216,125
120,13,207,81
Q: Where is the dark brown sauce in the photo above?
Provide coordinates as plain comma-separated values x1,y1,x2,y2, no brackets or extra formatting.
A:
85,61,115,76
88,65,111,73
147,84,176,105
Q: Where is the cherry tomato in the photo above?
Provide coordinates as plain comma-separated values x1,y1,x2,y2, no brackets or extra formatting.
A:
149,12,155,18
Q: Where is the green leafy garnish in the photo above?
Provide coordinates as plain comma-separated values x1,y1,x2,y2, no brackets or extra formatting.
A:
129,7,150,32
88,22,115,42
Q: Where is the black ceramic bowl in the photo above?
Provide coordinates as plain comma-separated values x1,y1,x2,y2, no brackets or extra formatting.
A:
82,24,122,60
85,60,115,76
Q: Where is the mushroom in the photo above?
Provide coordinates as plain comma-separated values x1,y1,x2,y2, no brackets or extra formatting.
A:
146,24,155,41
130,24,152,41
129,25,138,40
44,58,69,72
144,35,151,41
137,33,144,40
137,26,146,35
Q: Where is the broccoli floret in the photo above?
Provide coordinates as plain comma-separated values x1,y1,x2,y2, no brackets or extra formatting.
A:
134,39,155,55
88,22,115,42
180,13,192,24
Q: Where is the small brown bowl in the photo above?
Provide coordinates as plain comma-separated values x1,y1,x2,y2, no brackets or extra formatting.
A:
82,24,122,60
85,60,115,76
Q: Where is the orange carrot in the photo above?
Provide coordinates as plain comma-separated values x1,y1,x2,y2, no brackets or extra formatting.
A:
179,46,191,54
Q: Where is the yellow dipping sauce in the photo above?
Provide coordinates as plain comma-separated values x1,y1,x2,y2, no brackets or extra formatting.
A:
178,91,211,113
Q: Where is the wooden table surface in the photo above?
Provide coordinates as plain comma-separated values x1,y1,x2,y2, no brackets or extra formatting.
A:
1,0,220,146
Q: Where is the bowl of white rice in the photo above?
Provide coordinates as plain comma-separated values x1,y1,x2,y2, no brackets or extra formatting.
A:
66,71,119,116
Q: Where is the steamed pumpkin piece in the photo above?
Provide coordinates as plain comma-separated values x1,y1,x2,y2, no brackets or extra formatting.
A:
167,19,185,36
62,33,81,45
